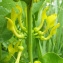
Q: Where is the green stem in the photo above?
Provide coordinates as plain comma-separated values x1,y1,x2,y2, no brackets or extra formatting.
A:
15,52,22,63
27,0,33,63
37,40,44,62
12,28,24,38
0,42,2,60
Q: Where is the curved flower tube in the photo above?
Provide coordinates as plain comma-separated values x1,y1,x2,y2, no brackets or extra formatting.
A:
11,8,17,22
18,14,27,32
5,17,14,31
34,7,49,32
16,5,27,32
5,17,25,38
39,23,60,40
39,35,51,40
50,23,60,36
11,8,19,32
16,5,22,14
41,14,57,35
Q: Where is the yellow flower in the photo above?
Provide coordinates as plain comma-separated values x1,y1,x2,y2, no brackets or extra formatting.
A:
8,42,23,55
41,14,57,35
50,23,60,36
16,5,22,15
5,8,17,31
16,5,27,32
34,7,49,32
46,14,57,28
40,35,51,40
5,17,14,31
6,5,22,29
11,8,17,22
8,44,17,55
42,7,48,21
6,17,24,38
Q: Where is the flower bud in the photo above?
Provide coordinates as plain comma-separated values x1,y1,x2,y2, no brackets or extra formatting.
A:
18,46,24,51
34,60,41,63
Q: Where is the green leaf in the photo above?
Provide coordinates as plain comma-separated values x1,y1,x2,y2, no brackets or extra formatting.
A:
0,0,21,10
2,29,13,41
0,0,15,10
54,0,63,54
0,6,9,16
0,5,13,41
32,0,45,14
0,16,13,41
0,0,2,2
43,53,63,63
0,50,8,63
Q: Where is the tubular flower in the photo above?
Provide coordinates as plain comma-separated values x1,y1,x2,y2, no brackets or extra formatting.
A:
5,8,17,31
6,17,24,38
34,7,49,32
11,8,17,22
42,7,48,21
40,35,51,40
5,17,14,31
16,5,22,14
38,7,49,29
50,23,60,36
16,5,27,32
46,14,57,28
11,8,19,32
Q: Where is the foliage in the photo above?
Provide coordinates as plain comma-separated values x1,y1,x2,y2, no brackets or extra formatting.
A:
0,0,63,63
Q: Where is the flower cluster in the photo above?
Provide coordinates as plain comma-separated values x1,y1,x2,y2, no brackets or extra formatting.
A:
5,5,27,38
34,7,60,40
